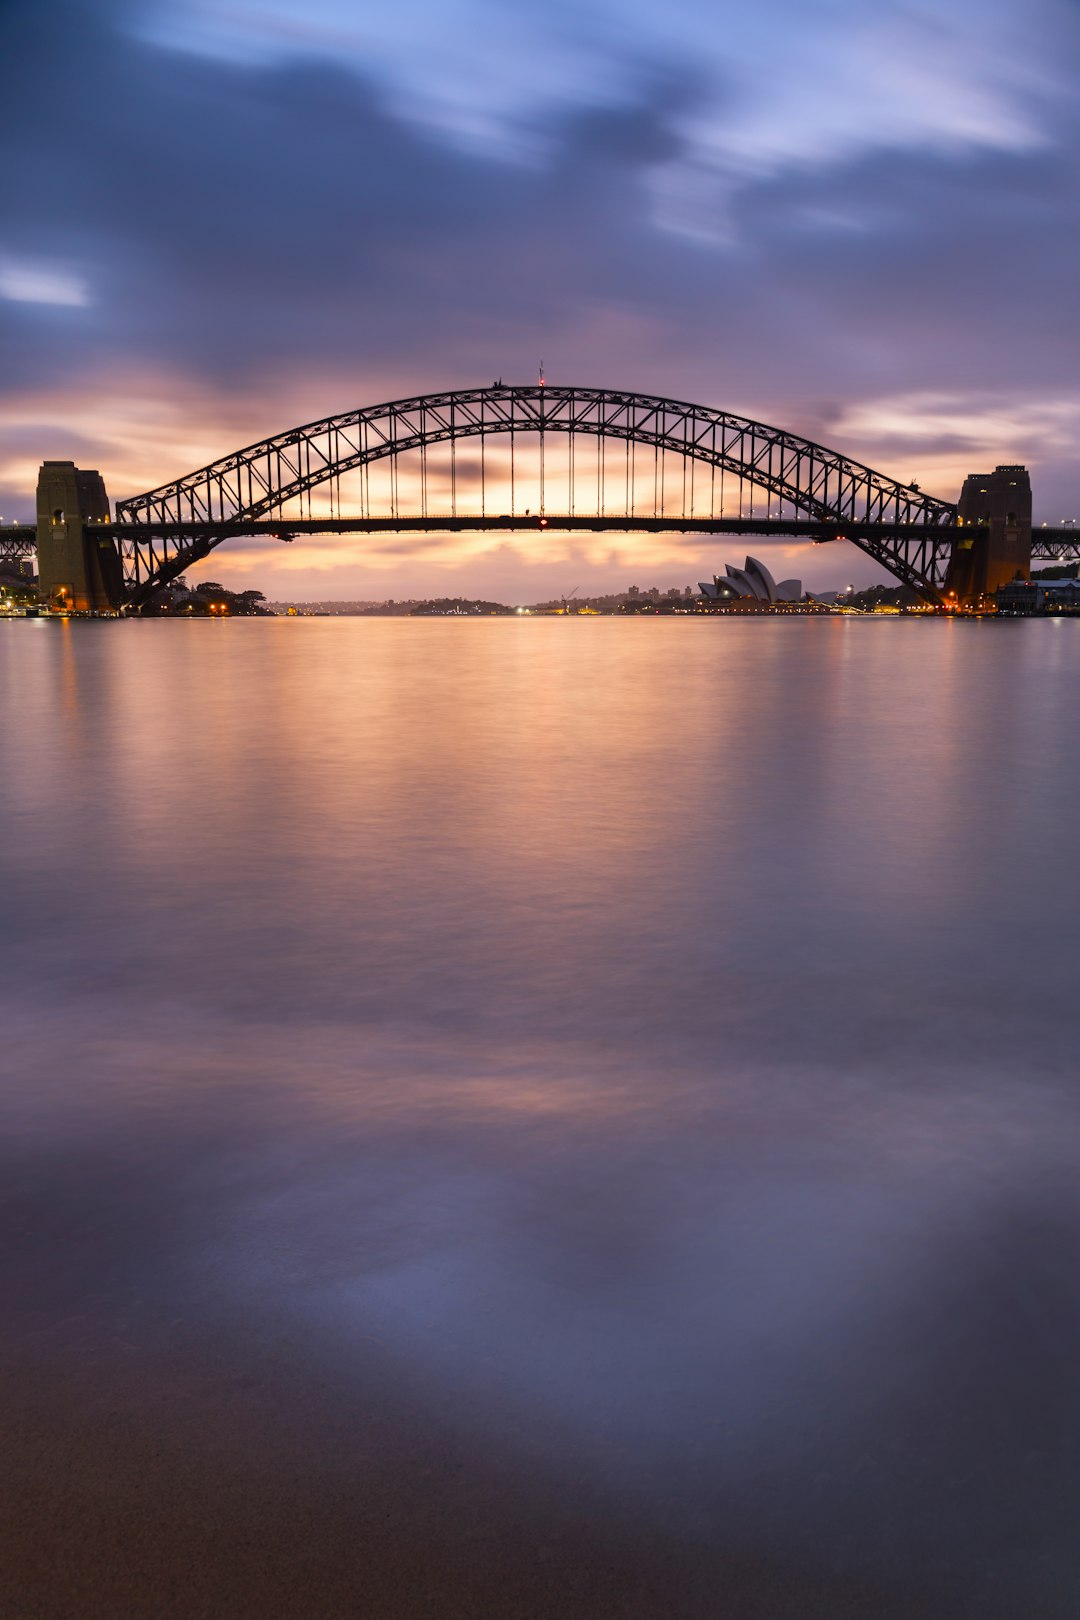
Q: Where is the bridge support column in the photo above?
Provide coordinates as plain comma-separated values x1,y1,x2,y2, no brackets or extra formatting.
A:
944,465,1031,607
36,462,124,611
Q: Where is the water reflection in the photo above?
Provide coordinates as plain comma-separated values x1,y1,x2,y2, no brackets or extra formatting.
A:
2,618,1079,1617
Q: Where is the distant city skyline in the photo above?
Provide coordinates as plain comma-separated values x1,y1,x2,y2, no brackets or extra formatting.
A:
4,0,1079,599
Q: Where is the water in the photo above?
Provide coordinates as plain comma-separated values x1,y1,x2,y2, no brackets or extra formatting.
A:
2,616,1078,1618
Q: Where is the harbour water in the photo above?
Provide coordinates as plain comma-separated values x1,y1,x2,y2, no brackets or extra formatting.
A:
2,616,1079,1618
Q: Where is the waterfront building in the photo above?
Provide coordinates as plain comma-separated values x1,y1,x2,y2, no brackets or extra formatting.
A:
995,577,1080,615
698,555,803,607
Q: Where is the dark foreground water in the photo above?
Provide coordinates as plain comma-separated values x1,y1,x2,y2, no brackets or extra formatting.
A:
2,616,1079,1619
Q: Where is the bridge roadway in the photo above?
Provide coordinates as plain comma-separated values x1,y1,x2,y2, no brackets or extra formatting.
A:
5,516,1080,550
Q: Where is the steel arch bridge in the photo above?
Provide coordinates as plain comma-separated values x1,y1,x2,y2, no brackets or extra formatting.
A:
112,384,963,606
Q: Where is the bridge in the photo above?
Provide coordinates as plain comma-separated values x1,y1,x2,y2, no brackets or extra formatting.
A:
9,384,1080,610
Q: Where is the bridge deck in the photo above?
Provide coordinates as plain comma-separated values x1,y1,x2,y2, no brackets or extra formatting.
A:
99,515,1080,553
113,515,930,540
7,518,1079,553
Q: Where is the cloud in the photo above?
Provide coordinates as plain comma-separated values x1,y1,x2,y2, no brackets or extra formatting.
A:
140,0,1072,173
0,258,90,306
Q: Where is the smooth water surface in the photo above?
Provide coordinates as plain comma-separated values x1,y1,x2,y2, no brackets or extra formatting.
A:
2,616,1079,1618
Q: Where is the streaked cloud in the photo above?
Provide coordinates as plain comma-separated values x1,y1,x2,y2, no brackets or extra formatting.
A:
140,0,1068,173
0,258,89,306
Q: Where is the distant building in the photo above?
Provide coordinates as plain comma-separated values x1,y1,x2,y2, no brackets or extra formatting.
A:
698,555,802,607
995,578,1080,615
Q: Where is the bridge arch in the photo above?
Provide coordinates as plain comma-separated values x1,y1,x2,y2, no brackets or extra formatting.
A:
113,385,957,603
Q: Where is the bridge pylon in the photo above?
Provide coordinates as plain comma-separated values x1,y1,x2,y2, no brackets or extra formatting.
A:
36,462,125,612
943,465,1031,607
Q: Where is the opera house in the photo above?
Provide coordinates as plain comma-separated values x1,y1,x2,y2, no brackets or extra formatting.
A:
698,556,803,608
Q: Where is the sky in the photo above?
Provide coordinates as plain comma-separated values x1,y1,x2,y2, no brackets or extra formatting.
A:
3,0,1080,600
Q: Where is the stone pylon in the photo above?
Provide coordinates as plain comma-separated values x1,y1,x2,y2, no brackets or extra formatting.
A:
944,466,1032,607
36,462,125,611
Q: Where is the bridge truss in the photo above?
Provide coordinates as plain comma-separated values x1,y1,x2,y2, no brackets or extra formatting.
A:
1029,531,1080,564
0,528,36,566
113,385,967,605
